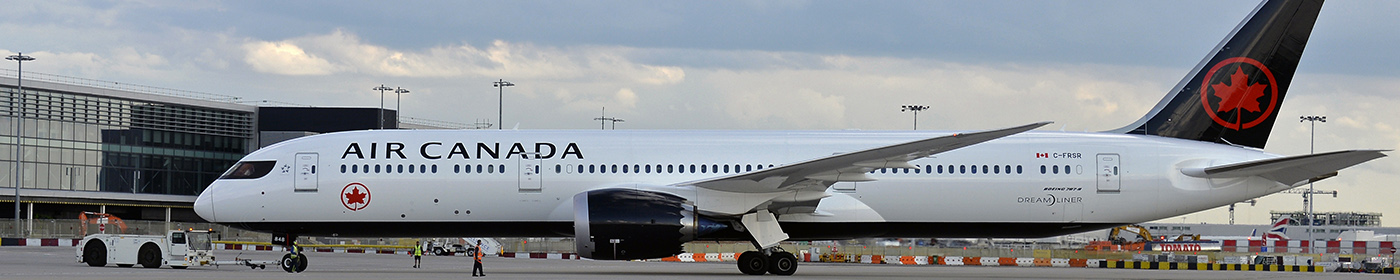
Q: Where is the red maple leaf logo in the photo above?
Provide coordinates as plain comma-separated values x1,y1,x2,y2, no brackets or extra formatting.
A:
345,187,367,205
341,183,370,211
1210,66,1268,113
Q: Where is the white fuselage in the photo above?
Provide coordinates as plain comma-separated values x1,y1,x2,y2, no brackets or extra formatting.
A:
194,129,1286,239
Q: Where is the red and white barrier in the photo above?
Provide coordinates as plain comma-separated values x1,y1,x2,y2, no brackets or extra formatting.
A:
499,252,578,259
0,238,81,246
1220,239,1396,254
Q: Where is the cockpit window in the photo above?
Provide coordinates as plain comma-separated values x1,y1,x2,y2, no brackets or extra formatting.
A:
220,161,277,179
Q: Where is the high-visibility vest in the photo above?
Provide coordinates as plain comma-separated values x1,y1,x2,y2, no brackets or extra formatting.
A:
474,245,482,260
413,245,423,256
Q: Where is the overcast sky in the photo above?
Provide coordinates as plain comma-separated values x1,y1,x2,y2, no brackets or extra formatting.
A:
3,0,1399,227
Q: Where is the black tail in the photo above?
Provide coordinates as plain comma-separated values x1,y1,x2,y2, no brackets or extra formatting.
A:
1111,0,1323,149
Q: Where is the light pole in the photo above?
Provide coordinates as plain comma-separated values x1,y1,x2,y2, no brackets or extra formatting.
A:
492,79,514,130
394,87,410,128
593,107,624,130
7,52,34,238
1300,115,1325,242
373,85,393,129
901,104,929,130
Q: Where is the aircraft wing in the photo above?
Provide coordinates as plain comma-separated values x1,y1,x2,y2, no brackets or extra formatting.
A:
677,122,1052,194
1182,150,1388,186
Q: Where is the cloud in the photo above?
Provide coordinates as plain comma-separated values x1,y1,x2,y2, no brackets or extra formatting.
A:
241,40,338,75
238,30,685,85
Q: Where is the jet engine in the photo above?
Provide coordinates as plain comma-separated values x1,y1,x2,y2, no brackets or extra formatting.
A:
573,188,726,260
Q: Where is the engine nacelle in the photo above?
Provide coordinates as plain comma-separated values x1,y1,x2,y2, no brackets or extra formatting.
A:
573,188,725,260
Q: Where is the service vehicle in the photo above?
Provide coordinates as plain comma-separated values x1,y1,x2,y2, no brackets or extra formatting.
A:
77,229,297,272
76,229,217,269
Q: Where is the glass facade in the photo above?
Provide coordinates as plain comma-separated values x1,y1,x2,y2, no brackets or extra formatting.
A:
0,85,255,196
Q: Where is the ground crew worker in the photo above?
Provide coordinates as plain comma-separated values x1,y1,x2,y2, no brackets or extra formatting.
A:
413,241,423,268
288,241,303,273
472,240,485,277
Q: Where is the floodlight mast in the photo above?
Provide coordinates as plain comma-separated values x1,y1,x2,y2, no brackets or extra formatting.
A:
493,80,515,130
7,52,35,238
1300,115,1326,241
373,85,393,129
901,104,930,130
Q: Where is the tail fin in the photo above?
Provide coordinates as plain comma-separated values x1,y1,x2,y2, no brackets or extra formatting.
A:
1109,0,1324,149
1264,216,1291,240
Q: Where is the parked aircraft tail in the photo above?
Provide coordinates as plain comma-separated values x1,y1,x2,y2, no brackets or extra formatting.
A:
1110,0,1324,149
1263,216,1291,240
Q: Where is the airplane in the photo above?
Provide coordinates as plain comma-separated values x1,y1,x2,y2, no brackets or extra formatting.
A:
194,0,1383,275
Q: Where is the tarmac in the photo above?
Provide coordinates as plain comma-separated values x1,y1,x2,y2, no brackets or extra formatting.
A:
3,246,1392,280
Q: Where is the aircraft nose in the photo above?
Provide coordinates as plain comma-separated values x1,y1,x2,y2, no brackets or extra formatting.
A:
194,185,216,222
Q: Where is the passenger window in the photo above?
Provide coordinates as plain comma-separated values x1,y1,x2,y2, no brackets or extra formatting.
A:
982,165,988,174
1052,165,1059,174
689,164,696,173
375,164,382,173
971,165,977,174
746,165,753,172
711,164,718,173
555,164,562,174
634,165,640,173
397,164,404,173
1065,165,1072,175
340,165,347,173
589,165,595,173
1113,166,1118,175
994,165,999,174
701,165,708,173
1040,165,1045,174
667,165,674,173
623,165,629,173
960,165,966,174
1017,165,1023,174
724,165,730,173
488,165,495,173
937,165,943,174
499,164,505,173
409,165,415,173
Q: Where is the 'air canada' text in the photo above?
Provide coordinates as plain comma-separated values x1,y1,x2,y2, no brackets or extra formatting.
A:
341,142,583,160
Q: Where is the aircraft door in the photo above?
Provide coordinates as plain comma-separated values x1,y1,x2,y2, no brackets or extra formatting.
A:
518,156,542,193
1096,154,1120,193
294,153,319,192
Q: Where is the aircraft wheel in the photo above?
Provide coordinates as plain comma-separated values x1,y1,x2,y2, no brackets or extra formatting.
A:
280,253,296,273
138,243,162,268
295,254,308,273
768,252,798,276
83,240,107,267
737,251,767,275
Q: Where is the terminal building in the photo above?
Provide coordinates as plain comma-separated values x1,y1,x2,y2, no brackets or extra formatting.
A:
0,70,435,237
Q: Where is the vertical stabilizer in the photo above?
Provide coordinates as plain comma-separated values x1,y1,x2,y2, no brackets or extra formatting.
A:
1109,0,1324,149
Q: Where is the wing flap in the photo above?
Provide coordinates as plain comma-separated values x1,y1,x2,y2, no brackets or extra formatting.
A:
1181,150,1388,186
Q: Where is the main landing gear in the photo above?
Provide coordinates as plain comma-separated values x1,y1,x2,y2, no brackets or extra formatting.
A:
737,247,797,276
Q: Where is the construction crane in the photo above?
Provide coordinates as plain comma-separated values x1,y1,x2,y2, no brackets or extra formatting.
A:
1280,187,1337,221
